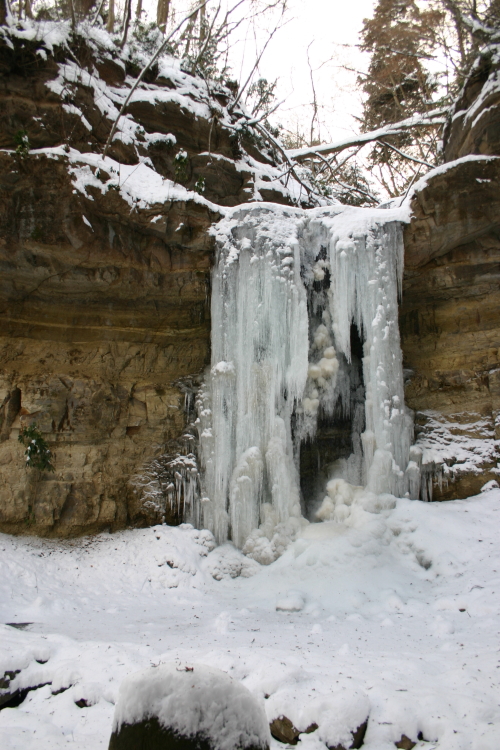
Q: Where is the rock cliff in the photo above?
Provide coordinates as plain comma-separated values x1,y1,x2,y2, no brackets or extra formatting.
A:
0,21,294,536
1,20,499,536
400,42,500,499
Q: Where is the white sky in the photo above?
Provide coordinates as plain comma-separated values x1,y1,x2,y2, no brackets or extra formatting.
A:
236,0,377,143
139,0,377,144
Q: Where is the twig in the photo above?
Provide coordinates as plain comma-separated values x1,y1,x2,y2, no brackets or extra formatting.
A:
230,17,284,112
314,152,378,204
376,139,434,169
242,97,286,127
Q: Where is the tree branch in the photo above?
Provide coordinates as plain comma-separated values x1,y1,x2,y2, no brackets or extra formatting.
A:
285,109,446,162
375,139,434,169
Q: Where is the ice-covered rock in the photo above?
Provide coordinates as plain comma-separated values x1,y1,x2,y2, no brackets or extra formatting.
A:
275,590,305,612
203,544,261,580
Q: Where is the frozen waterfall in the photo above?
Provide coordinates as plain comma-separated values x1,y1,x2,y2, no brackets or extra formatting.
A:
196,203,420,561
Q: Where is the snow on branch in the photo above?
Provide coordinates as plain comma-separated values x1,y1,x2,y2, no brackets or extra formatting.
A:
285,109,447,163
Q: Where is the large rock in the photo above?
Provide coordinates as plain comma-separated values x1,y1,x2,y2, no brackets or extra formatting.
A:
401,157,500,499
402,38,500,500
108,664,270,750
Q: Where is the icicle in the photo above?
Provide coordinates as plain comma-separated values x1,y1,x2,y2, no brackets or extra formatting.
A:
198,206,309,552
324,215,414,495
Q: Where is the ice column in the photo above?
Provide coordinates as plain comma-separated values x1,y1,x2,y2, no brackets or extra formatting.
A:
198,206,309,547
325,214,415,495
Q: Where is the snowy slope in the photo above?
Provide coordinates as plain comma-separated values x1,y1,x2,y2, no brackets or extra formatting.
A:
1,489,499,750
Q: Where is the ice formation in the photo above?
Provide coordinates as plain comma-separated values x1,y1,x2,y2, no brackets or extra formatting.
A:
197,206,309,559
196,203,420,560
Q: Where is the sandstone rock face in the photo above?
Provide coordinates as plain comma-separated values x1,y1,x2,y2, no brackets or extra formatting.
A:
401,157,500,499
0,151,216,534
0,28,292,536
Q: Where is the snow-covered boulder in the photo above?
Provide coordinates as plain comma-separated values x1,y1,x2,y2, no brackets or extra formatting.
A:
202,544,261,580
108,663,271,750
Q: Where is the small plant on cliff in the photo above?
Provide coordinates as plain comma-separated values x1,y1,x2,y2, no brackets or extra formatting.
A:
194,176,206,194
18,423,55,473
18,423,54,527
173,150,189,184
14,130,30,159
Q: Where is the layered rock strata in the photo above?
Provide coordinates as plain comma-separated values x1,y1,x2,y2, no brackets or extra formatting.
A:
401,158,500,499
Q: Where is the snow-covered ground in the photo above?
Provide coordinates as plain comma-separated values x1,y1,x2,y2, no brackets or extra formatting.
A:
1,489,499,750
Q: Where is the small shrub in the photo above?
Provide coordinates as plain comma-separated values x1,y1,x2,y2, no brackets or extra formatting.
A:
14,130,30,158
18,423,55,473
174,150,189,184
131,21,164,56
194,176,206,194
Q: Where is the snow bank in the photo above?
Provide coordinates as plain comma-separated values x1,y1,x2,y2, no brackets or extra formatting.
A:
1,490,500,750
112,663,270,750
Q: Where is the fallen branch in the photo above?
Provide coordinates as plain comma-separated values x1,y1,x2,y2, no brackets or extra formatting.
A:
285,109,447,162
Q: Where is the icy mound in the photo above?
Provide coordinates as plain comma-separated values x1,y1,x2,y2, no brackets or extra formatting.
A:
316,478,397,526
203,544,261,580
110,663,270,750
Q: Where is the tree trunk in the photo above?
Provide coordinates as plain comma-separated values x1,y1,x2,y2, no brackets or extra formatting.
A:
199,2,206,44
75,0,96,17
119,0,131,47
0,0,7,26
156,0,170,33
68,0,76,28
107,0,114,32
182,9,199,57
135,0,142,20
